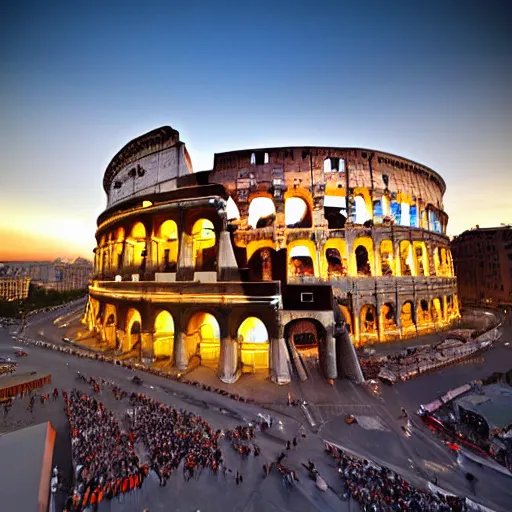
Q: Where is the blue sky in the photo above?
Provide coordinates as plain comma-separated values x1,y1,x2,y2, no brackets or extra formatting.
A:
1,0,511,259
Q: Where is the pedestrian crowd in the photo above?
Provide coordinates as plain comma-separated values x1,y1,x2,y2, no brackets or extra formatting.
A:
325,442,467,511
63,389,148,511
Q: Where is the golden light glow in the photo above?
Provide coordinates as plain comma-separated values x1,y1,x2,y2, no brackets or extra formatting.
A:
399,240,415,276
379,239,394,276
154,310,174,358
287,239,318,277
142,201,153,208
352,236,374,276
126,308,142,351
248,197,275,228
187,312,220,363
238,317,269,371
157,220,179,268
191,219,215,270
285,197,308,226
321,238,347,279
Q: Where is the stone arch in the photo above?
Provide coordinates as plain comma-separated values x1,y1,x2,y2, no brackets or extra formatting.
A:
399,240,414,276
102,303,117,348
237,317,269,372
191,218,216,271
285,196,312,228
339,304,353,334
248,246,276,281
380,302,397,332
322,238,348,279
400,301,416,332
417,298,432,326
153,310,175,360
413,241,429,276
284,318,326,350
156,220,179,271
248,196,276,229
226,196,240,221
353,237,374,276
288,240,317,278
127,222,147,268
360,304,377,336
379,240,394,276
186,311,221,369
126,308,142,352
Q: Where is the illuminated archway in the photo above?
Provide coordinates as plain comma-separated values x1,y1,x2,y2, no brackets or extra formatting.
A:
285,197,311,228
359,305,377,343
400,301,416,332
191,219,216,271
400,203,410,226
432,298,443,323
379,240,394,276
324,194,347,229
380,303,397,332
339,305,353,334
285,319,325,350
417,299,432,326
102,303,117,347
187,312,221,367
322,238,347,279
154,310,174,360
353,237,374,276
127,222,146,268
399,240,415,276
413,241,429,276
126,308,142,352
157,220,179,271
248,247,275,281
288,242,317,277
248,197,276,229
238,317,269,372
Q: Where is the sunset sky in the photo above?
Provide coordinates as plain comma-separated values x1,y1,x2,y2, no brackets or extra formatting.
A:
1,0,511,261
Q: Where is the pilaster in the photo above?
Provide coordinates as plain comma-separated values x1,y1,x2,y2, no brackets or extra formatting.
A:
218,337,239,384
175,331,188,371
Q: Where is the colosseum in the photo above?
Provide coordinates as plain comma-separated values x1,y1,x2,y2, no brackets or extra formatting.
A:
85,125,459,385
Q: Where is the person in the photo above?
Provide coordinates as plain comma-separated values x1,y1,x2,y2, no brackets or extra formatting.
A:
292,437,297,448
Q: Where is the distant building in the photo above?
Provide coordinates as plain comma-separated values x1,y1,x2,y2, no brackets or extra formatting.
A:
0,258,92,293
451,226,512,306
0,276,31,301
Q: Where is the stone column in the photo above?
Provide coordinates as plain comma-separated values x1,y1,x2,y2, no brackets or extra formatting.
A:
217,231,241,282
270,337,291,385
377,304,385,343
218,337,239,384
177,233,194,281
323,325,338,379
394,241,401,276
140,332,154,365
175,331,188,371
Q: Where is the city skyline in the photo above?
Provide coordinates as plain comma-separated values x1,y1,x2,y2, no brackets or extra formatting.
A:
1,0,511,260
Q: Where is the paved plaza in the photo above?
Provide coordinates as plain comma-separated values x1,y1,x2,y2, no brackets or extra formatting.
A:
1,304,512,511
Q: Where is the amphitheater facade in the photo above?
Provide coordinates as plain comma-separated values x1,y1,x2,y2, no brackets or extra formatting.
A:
85,126,459,385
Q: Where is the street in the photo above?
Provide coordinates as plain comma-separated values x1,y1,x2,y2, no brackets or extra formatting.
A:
1,305,512,511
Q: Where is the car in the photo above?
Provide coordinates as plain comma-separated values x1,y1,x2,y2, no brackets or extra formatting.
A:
62,337,71,343
15,349,28,357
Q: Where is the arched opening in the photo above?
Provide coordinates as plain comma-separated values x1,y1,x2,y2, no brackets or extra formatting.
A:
126,308,142,353
284,319,326,374
285,197,311,228
127,222,147,268
187,312,221,368
102,304,117,347
399,240,414,276
248,197,276,229
157,220,179,272
354,195,371,225
434,247,441,275
339,305,353,334
191,219,216,271
380,240,394,276
288,244,315,277
355,245,371,276
400,301,416,332
154,310,174,360
238,317,269,372
391,201,401,224
326,248,347,278
324,195,347,229
418,299,432,326
226,197,240,221
413,242,429,276
248,247,275,281
359,304,377,342
114,227,125,271
380,303,397,332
